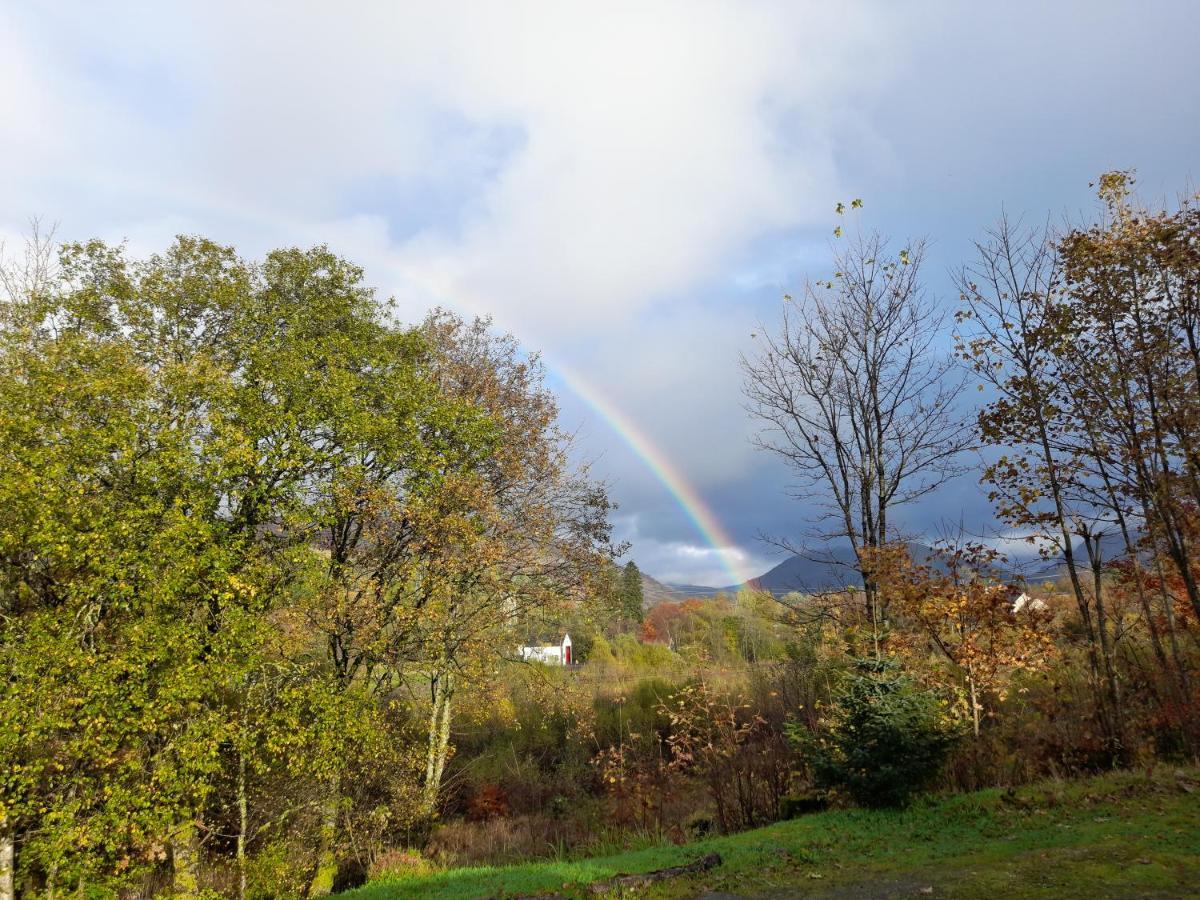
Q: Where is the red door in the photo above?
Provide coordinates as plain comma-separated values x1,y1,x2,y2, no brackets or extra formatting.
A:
565,645,571,665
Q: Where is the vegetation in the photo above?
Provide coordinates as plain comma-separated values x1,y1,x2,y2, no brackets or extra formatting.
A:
338,767,1200,899
0,237,614,897
795,657,962,809
2,172,1198,898
742,224,969,624
619,561,644,624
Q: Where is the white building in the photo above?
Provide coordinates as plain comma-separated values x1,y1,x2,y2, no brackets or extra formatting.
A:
1012,592,1048,613
519,634,573,665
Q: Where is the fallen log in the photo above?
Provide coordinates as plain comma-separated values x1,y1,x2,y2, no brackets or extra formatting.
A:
588,852,722,894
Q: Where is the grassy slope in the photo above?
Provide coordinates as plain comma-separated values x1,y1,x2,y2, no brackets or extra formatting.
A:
344,768,1200,899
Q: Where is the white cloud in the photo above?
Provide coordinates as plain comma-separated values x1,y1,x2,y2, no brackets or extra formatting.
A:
21,2,1194,581
13,1,900,586
2,2,906,329
621,535,777,588
384,3,902,336
972,529,1062,561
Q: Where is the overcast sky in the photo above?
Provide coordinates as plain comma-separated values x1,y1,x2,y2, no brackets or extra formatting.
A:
2,1,1197,585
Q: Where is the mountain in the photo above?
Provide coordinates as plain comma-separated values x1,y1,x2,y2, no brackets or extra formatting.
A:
640,571,690,607
656,533,1145,600
743,545,863,594
743,541,958,594
1023,532,1147,581
663,542,950,598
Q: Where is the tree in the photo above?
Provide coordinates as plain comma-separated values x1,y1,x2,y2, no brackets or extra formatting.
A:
620,561,645,623
641,600,694,651
1053,174,1200,625
743,228,969,626
790,657,961,808
955,213,1130,757
402,311,618,819
1049,173,1200,748
869,542,1055,737
956,176,1200,759
0,235,301,895
0,235,473,895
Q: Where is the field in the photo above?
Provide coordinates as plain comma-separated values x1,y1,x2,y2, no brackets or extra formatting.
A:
342,767,1200,899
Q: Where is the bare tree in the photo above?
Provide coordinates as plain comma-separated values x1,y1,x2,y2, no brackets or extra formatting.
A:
0,218,58,327
742,233,969,624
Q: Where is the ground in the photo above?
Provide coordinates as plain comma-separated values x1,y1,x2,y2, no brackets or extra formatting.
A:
341,767,1200,899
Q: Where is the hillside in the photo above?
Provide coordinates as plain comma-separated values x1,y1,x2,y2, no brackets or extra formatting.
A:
339,767,1200,898
639,570,690,607
664,542,946,597
659,536,1141,599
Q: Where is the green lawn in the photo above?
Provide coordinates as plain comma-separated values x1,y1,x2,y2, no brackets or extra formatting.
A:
343,767,1200,899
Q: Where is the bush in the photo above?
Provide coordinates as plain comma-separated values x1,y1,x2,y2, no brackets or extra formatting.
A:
778,792,828,818
368,847,435,883
593,677,676,747
611,633,681,670
466,783,510,821
792,657,961,808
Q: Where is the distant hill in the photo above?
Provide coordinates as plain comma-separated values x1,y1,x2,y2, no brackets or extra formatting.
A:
662,542,950,598
640,570,690,607
744,542,954,595
655,533,1145,600
1024,532,1146,581
664,583,731,598
743,544,864,594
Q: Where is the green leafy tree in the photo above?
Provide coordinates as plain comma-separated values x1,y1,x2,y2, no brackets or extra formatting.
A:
621,561,645,623
405,312,617,820
0,235,449,896
0,234,615,895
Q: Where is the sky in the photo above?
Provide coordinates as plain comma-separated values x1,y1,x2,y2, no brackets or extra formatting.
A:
2,1,1197,585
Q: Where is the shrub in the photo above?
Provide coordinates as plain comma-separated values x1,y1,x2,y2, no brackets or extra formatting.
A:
466,783,510,821
778,792,828,818
792,657,961,808
592,677,676,747
683,811,714,839
246,839,313,900
612,633,681,670
367,848,435,883
663,680,793,832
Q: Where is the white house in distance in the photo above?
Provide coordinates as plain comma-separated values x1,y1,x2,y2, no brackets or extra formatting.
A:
1012,592,1049,613
519,634,573,665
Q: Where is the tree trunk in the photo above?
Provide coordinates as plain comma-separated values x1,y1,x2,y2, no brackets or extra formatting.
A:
422,668,454,818
171,821,202,897
1031,415,1118,754
0,814,14,900
967,667,981,739
1088,537,1126,760
1155,556,1197,746
237,749,248,900
308,778,340,898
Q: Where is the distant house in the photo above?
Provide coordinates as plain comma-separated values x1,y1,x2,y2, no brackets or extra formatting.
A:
519,634,573,665
1012,592,1048,613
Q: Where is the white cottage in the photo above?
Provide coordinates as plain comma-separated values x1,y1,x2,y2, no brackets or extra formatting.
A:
519,634,573,665
1012,592,1048,613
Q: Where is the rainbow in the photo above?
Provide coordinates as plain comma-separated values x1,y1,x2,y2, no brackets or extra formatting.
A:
383,264,748,588
552,361,751,590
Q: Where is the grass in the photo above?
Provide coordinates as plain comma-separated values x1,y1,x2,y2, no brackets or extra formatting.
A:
342,767,1200,898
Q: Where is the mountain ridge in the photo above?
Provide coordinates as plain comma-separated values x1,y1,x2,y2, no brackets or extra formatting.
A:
650,534,1141,601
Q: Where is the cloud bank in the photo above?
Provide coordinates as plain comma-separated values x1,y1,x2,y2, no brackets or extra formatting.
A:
3,2,1198,583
